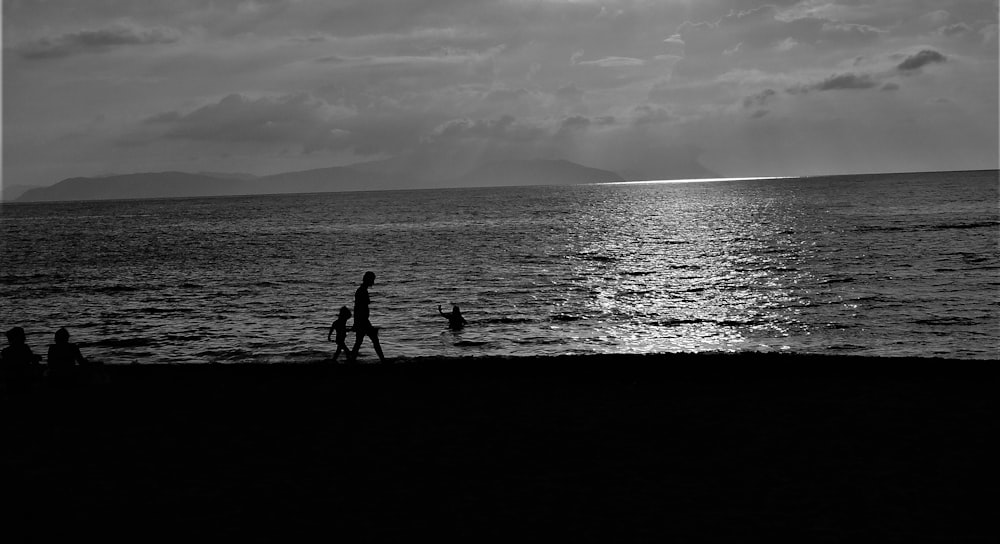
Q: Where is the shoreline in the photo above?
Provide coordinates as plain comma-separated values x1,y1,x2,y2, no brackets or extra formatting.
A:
4,351,994,539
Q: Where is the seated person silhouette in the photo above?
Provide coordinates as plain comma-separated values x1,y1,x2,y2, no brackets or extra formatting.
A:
439,305,468,330
1,326,42,393
46,327,89,386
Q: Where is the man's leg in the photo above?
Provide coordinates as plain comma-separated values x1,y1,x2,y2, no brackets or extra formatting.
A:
349,330,365,362
369,330,386,362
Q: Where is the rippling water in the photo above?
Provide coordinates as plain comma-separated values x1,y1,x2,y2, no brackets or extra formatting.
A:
2,170,998,362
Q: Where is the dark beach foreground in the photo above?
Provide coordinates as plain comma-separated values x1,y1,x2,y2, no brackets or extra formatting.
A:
3,352,995,541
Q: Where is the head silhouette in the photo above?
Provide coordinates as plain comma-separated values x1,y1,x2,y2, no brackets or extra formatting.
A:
55,327,70,344
5,327,26,345
363,271,376,286
453,306,462,315
339,306,352,319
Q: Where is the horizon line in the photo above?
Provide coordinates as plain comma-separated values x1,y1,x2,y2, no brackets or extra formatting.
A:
600,176,792,185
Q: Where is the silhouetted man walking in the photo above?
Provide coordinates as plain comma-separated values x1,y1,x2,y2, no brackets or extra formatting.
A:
349,271,386,363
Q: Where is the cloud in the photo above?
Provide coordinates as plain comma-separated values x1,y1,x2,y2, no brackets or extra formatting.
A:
485,88,530,103
937,22,973,37
743,88,777,108
896,49,947,72
424,115,546,145
788,72,879,94
576,56,645,68
662,34,685,56
3,0,996,187
17,22,180,60
814,72,880,91
630,104,676,126
137,93,355,153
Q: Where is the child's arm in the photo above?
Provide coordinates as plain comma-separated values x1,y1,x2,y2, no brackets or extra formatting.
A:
327,322,335,341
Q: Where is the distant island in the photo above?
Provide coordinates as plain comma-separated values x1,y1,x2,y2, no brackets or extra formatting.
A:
11,159,631,203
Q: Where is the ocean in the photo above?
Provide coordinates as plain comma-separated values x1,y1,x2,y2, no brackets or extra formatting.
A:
1,170,997,363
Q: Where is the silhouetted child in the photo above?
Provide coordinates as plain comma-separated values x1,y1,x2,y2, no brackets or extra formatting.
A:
1,326,42,393
328,306,352,362
46,327,89,386
439,305,468,330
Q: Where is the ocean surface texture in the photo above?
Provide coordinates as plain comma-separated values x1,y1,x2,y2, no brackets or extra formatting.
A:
2,170,997,362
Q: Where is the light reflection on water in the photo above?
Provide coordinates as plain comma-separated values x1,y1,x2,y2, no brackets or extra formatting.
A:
1,170,997,362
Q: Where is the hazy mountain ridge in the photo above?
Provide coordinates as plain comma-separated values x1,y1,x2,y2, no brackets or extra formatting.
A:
12,159,632,202
0,184,38,202
454,159,624,186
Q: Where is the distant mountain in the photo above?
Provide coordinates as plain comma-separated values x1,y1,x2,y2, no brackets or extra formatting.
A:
14,158,627,202
15,172,250,202
256,166,396,194
0,184,39,202
451,159,625,187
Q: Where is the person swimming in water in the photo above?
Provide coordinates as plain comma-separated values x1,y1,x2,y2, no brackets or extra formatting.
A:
438,305,468,330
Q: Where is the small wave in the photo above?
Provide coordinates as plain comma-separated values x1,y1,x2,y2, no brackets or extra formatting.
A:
819,277,855,284
825,343,868,351
195,349,254,361
134,307,196,315
89,337,156,348
912,317,979,326
163,334,206,342
96,285,143,293
482,317,538,324
856,220,999,233
550,313,588,322
822,322,856,330
454,340,490,347
930,220,999,231
576,253,618,262
0,273,54,285
649,318,708,327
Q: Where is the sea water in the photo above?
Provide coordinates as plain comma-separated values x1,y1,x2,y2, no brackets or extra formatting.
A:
1,170,997,362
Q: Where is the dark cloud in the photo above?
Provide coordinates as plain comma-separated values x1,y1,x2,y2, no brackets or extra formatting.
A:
896,49,947,72
788,72,879,94
743,88,777,108
815,72,879,91
18,23,180,60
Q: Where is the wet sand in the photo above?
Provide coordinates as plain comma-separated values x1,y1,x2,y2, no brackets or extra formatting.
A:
3,353,994,540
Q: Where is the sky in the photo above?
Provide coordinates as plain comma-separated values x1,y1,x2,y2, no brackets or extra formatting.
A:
3,0,998,189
